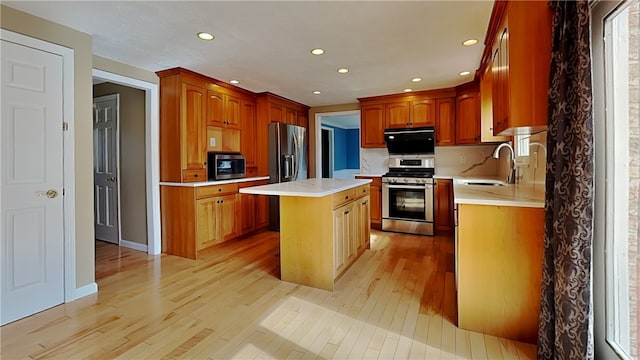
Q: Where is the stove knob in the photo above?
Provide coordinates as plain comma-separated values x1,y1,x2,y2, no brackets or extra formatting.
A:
403,178,409,183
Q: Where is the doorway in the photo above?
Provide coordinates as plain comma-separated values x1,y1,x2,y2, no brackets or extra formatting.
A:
314,111,361,179
321,127,334,178
92,69,160,255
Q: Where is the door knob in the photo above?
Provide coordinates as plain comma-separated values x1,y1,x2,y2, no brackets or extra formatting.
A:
38,189,58,199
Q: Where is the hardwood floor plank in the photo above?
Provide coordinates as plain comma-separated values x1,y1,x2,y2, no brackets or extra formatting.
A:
0,230,538,359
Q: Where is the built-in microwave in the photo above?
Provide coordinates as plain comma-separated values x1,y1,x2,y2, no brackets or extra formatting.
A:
207,152,246,180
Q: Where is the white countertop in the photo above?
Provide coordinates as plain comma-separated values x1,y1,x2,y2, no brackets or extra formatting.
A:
239,178,372,197
453,177,545,208
160,176,270,187
354,173,385,178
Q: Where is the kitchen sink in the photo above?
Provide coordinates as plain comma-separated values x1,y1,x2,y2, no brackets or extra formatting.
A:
462,180,507,187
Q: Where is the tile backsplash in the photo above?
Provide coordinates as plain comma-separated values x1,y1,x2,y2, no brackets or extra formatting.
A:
360,145,507,177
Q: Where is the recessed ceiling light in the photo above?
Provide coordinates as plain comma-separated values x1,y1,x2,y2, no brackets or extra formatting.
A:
459,71,471,76
411,77,422,82
313,90,321,94
229,80,239,84
311,48,325,55
462,39,478,46
403,88,413,92
197,32,215,41
337,68,349,74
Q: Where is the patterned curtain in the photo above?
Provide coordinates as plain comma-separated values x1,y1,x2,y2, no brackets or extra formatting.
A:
537,1,594,359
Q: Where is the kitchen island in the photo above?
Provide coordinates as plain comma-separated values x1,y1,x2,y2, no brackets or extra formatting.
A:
240,178,372,291
453,179,545,343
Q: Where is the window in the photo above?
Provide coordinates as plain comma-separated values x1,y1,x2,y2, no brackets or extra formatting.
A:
593,0,639,358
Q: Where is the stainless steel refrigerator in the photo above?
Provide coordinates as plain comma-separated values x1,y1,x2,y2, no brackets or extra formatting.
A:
268,122,307,230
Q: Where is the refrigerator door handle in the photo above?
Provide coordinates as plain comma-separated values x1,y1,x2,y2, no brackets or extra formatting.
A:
283,155,291,180
292,134,299,180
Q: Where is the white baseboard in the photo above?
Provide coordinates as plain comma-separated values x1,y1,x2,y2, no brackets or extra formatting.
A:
120,239,148,252
69,282,98,302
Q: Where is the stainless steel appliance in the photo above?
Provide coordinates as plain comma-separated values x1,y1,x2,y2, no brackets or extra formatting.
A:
381,126,436,236
207,152,246,180
384,126,435,155
268,122,307,230
382,155,435,235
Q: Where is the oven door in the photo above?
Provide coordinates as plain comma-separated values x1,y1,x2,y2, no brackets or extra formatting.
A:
382,183,433,222
382,182,434,235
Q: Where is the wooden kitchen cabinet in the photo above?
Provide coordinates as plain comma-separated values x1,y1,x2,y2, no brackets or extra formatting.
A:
240,99,257,168
196,193,237,250
457,203,543,343
434,178,454,233
360,104,386,148
355,175,382,229
161,183,239,259
256,93,310,176
207,89,240,129
333,201,357,276
237,180,269,235
157,67,256,183
489,0,552,136
480,59,509,143
410,98,436,127
455,87,481,145
435,97,455,146
385,101,411,128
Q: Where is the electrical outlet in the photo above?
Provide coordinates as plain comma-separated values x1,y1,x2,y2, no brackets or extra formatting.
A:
210,137,216,147
460,155,466,164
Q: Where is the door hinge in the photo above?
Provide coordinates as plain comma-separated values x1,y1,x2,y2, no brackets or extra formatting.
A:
63,122,69,131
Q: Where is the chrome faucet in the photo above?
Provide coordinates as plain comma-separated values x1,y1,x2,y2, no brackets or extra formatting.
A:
493,142,517,184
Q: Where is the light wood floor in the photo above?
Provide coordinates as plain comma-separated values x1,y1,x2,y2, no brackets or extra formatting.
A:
1,230,536,359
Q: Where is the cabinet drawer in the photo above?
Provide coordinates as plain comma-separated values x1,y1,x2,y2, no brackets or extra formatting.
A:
182,169,206,182
354,185,370,198
196,183,238,199
333,188,357,209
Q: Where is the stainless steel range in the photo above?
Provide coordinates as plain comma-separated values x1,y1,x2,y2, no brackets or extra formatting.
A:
381,127,436,236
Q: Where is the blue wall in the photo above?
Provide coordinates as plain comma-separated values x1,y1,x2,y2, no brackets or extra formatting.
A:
323,125,360,171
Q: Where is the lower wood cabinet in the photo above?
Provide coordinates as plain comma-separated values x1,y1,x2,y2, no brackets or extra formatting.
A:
435,178,454,233
161,180,268,259
457,204,544,343
355,176,382,229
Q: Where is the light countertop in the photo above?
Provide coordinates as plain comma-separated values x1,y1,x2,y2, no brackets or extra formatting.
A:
453,177,545,208
354,173,385,178
239,178,372,197
160,176,270,187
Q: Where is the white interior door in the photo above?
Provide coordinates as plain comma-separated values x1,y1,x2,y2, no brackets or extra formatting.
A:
93,95,119,244
1,39,65,325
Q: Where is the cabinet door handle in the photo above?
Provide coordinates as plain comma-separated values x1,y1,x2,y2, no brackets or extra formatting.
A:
344,211,350,215
218,188,222,192
345,196,349,200
362,201,368,205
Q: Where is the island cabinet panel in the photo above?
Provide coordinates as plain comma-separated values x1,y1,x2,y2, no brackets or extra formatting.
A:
457,204,544,343
279,184,371,291
355,175,382,229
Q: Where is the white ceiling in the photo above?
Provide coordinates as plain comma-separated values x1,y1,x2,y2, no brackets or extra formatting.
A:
5,1,494,107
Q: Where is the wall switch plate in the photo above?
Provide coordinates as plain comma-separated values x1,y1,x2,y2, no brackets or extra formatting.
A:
210,138,216,147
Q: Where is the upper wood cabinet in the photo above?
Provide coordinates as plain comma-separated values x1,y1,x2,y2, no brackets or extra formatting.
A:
240,99,257,168
455,89,481,145
360,104,386,148
207,90,240,129
385,101,410,128
157,67,256,183
256,93,310,176
435,98,455,146
480,60,509,143
487,0,552,136
410,99,436,127
157,71,207,183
